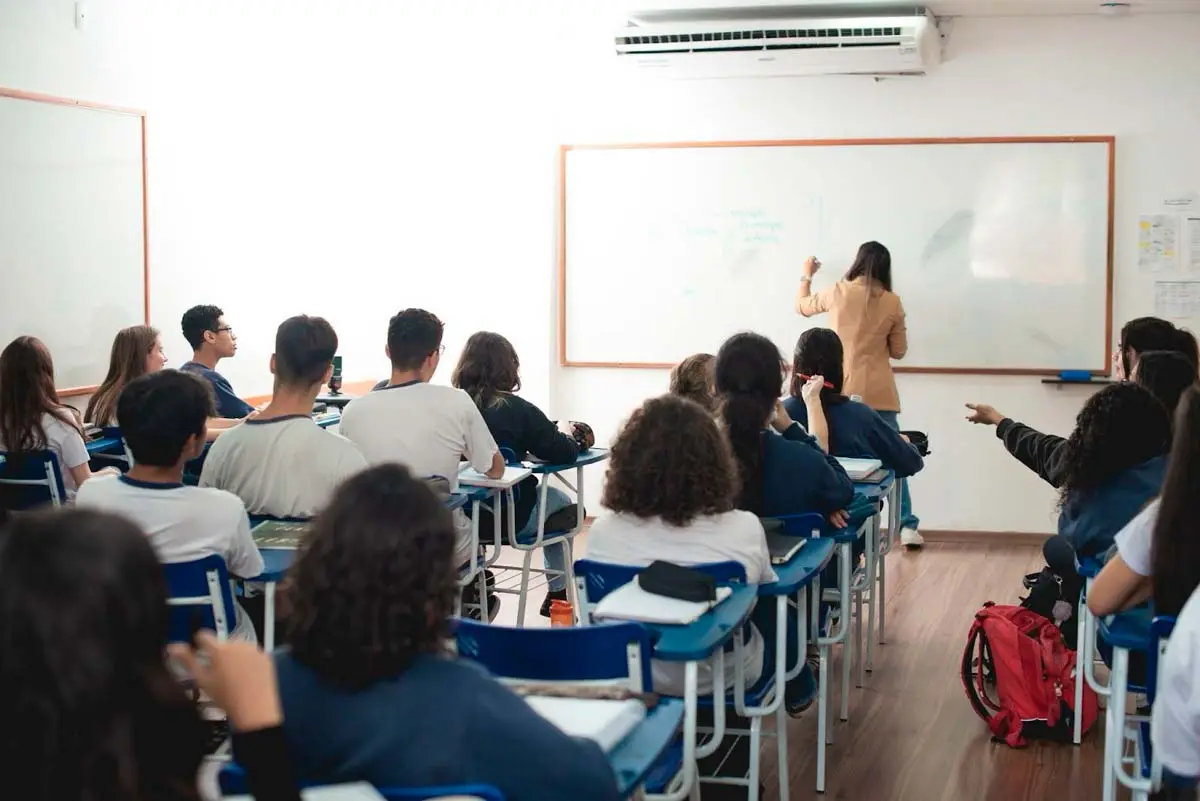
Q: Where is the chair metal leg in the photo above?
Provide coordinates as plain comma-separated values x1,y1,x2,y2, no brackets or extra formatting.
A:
866,516,877,673
1104,646,1130,801
747,717,762,801
264,581,276,650
516,549,534,627
775,700,790,801
878,543,887,645
821,644,833,747
1073,591,1086,745
841,544,852,722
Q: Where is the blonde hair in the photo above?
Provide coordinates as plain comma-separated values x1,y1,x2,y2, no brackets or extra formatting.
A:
669,353,717,413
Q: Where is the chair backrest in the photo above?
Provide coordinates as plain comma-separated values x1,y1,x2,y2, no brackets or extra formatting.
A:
499,447,520,466
162,554,236,641
0,450,67,509
573,558,748,617
455,617,654,692
1148,615,1177,704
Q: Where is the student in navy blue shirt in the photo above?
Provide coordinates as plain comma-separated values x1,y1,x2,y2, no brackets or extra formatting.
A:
783,328,924,480
274,463,619,801
716,331,854,522
179,304,254,420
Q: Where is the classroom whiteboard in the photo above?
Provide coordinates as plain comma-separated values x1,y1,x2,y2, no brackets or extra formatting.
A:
559,138,1113,373
0,89,147,392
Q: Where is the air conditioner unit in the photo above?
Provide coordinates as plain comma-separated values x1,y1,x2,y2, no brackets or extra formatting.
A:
614,9,941,78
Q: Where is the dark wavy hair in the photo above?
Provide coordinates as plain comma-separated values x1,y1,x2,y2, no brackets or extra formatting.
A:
451,331,521,409
0,508,204,801
1057,383,1171,508
1119,317,1197,378
668,353,717,413
1151,386,1200,617
0,336,81,453
1134,350,1197,419
602,394,737,526
716,332,783,515
285,464,458,690
844,241,892,292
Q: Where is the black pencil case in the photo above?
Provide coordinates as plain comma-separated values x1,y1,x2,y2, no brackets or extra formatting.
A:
637,560,716,604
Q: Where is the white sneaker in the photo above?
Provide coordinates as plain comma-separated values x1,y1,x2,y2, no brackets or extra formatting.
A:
900,528,924,549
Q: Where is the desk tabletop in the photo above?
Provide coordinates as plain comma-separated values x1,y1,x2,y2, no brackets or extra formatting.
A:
855,468,896,495
643,583,757,662
610,698,684,798
86,436,124,455
761,537,836,596
527,448,610,474
458,465,533,489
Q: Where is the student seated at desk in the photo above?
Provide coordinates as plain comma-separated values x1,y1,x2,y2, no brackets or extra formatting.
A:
274,464,619,801
715,332,854,521
587,395,778,696
179,304,255,422
1041,384,1169,599
784,328,923,477
0,336,114,497
451,331,587,617
966,316,1196,488
76,370,263,642
84,325,168,426
200,315,366,518
339,309,504,570
0,508,304,801
1090,386,1200,618
668,352,717,413
1154,582,1200,798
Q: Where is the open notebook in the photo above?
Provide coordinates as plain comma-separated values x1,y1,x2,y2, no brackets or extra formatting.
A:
251,520,310,550
594,577,732,625
525,696,646,752
457,464,533,488
836,457,884,481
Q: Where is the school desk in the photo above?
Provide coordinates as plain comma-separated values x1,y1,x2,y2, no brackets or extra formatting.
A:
85,434,124,456
250,492,472,650
498,448,610,626
853,470,896,676
458,466,533,622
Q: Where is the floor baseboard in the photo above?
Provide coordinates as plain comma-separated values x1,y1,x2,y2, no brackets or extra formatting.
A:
920,529,1050,547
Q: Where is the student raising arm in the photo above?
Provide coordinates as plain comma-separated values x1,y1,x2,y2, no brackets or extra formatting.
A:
0,336,114,496
274,464,620,801
715,332,854,524
1089,385,1200,617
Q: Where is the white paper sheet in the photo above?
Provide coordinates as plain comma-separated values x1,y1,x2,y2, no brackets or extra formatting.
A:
1154,281,1200,320
1139,214,1181,272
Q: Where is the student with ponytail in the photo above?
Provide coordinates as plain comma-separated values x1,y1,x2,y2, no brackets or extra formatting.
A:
715,332,853,522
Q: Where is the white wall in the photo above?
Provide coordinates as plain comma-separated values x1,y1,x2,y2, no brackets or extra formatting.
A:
549,11,1200,534
3,3,1198,533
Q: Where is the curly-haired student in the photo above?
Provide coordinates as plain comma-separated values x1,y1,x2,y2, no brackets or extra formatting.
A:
274,463,619,801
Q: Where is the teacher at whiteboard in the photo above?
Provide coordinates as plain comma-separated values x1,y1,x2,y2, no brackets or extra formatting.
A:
794,241,922,548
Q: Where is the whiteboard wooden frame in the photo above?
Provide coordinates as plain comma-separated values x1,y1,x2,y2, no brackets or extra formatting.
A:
557,136,1116,375
0,87,150,396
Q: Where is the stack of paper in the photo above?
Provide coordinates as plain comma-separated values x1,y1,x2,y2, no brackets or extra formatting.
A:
525,696,646,752
836,457,884,481
594,577,732,625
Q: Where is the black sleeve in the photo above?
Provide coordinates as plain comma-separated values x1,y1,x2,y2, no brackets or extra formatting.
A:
781,423,856,511
230,726,301,801
865,414,924,478
523,400,580,466
996,418,1068,489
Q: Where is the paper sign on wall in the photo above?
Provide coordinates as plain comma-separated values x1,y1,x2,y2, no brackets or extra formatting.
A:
1187,217,1200,273
1138,214,1181,272
1154,281,1200,320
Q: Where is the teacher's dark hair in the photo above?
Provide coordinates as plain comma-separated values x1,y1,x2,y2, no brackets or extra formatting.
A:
1151,386,1200,618
844,241,892,292
716,332,784,515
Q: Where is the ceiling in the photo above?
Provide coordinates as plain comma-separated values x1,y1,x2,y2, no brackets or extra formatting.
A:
622,0,1200,17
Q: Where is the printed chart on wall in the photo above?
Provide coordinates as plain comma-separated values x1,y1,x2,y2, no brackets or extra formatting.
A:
560,138,1114,373
1144,191,1200,321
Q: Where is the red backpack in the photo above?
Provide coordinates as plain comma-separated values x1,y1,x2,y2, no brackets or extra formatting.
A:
961,602,1098,747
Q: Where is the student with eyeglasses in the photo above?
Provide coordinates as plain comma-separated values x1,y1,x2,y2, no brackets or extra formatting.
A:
180,304,254,420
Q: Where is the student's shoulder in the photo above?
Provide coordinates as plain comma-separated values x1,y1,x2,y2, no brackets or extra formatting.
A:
185,484,249,517
74,473,122,502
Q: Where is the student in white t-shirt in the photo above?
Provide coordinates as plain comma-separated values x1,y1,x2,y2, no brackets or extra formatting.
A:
0,336,115,498
587,394,778,700
76,369,263,642
1153,584,1200,787
1090,385,1200,619
339,309,504,569
201,315,366,518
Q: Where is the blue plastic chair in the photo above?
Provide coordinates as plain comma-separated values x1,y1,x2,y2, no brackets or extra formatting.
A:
455,618,674,799
0,450,67,508
218,765,504,801
574,560,772,800
1074,553,1109,744
162,555,237,642
1112,615,1177,800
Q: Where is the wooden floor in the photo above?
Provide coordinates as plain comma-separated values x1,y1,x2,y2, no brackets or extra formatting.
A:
495,538,1112,801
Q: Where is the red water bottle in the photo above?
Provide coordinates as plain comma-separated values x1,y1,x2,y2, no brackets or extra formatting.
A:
549,599,574,627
